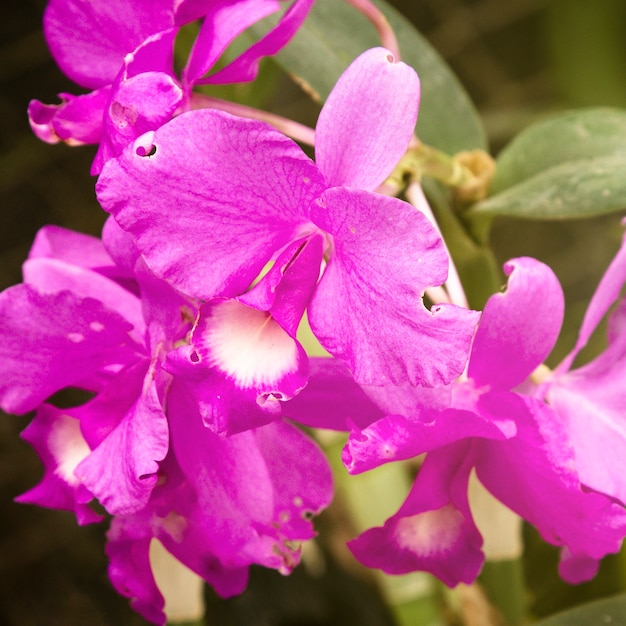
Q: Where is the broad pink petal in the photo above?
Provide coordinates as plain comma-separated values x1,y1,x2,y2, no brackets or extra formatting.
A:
97,109,325,299
315,47,419,190
308,187,479,386
44,0,176,88
184,0,279,86
203,0,315,85
28,88,110,145
348,444,483,586
468,257,564,390
16,405,101,525
22,258,145,339
0,285,139,414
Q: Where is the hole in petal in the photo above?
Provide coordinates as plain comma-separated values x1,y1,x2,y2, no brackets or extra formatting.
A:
134,131,156,157
386,53,396,63
136,144,157,157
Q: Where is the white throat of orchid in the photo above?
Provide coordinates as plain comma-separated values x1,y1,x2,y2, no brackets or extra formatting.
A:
195,300,299,390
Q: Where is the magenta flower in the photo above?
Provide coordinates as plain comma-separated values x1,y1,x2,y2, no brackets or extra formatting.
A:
0,222,332,623
534,229,626,508
338,257,626,585
97,47,479,388
29,0,314,173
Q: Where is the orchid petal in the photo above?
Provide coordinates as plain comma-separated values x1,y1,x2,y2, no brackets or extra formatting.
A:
476,396,626,571
22,258,145,339
97,109,325,298
239,234,323,337
28,88,110,145
560,231,626,371
255,420,333,543
344,405,514,475
184,0,279,86
106,516,166,626
28,224,114,270
203,0,315,86
308,186,478,386
0,285,138,414
468,257,564,390
75,364,169,515
284,357,385,431
44,0,176,88
548,306,626,503
16,405,101,525
315,47,419,190
348,444,483,586
92,71,183,175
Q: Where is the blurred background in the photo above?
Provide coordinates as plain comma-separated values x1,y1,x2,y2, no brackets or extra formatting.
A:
1,0,626,624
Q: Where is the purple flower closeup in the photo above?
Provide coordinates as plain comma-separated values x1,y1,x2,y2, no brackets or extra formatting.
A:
29,0,314,173
337,257,626,585
0,222,332,624
97,47,479,389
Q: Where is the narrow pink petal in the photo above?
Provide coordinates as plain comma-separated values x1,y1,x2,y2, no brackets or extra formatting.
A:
308,187,479,386
202,0,314,85
249,234,323,328
97,109,325,299
348,444,484,586
0,285,139,414
315,47,419,190
28,88,110,145
184,0,279,87
468,257,564,390
559,231,626,371
17,405,101,525
344,406,514,475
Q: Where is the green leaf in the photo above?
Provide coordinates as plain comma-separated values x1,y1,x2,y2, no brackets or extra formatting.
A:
469,108,626,220
490,108,626,194
250,0,486,153
534,593,626,626
469,154,626,219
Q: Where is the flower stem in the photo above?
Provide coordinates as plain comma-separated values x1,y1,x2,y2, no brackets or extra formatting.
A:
344,0,401,60
190,93,316,146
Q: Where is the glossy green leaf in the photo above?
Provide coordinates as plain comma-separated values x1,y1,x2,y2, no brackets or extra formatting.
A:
250,0,486,153
534,594,626,626
490,108,626,194
469,154,626,219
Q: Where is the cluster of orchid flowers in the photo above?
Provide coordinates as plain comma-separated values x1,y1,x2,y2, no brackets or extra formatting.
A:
3,0,626,624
